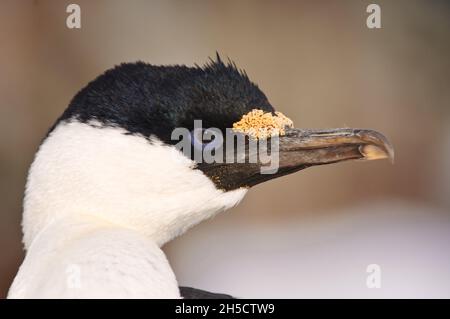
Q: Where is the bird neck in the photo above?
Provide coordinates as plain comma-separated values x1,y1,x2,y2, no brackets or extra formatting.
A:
22,120,247,249
9,213,181,298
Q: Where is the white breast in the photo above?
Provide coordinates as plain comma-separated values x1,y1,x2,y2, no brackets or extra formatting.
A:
9,215,180,298
10,120,247,298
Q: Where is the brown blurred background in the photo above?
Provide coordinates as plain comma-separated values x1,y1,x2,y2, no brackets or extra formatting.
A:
1,0,449,298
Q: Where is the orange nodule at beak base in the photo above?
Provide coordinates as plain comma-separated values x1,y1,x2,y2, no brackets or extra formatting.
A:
232,109,294,139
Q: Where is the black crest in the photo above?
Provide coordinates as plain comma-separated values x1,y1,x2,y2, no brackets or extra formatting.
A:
54,54,274,144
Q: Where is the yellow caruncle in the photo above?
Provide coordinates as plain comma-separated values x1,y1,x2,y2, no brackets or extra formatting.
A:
232,109,294,139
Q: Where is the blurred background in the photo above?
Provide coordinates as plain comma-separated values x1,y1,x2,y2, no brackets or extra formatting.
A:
1,0,450,298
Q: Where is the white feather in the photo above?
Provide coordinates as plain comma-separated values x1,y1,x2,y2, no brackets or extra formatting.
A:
8,121,247,298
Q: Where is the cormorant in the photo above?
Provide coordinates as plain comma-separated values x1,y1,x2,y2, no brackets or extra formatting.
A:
8,55,393,298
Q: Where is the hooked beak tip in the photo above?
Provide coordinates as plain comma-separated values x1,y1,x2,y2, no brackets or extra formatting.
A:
355,129,395,164
359,144,395,164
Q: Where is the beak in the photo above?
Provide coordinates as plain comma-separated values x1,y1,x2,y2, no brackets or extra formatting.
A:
247,127,393,187
198,127,394,191
279,127,394,166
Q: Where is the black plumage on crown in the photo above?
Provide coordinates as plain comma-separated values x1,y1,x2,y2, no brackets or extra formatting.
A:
53,53,274,144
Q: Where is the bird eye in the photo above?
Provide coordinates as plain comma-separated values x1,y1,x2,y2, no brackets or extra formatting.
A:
190,128,223,153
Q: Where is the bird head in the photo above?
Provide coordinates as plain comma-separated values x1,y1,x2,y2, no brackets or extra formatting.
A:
22,55,393,248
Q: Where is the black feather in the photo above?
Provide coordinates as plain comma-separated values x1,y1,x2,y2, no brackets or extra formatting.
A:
179,286,235,299
53,56,274,145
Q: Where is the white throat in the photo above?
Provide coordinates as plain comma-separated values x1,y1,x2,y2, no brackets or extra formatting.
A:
23,120,247,249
